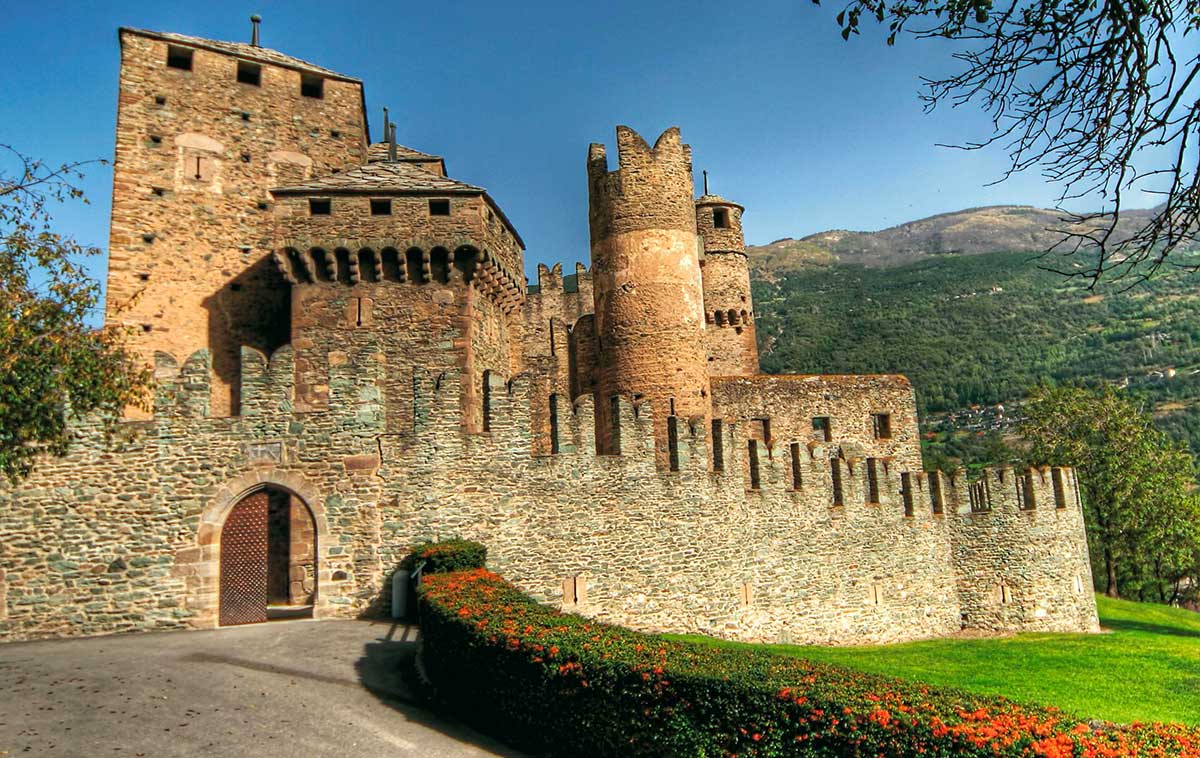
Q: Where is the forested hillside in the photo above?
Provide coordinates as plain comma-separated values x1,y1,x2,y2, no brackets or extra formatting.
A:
751,250,1200,466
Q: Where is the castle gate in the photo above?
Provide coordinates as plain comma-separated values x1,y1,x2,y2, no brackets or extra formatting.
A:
218,487,317,626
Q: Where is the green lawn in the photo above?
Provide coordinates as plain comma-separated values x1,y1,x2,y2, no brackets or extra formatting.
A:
670,596,1200,726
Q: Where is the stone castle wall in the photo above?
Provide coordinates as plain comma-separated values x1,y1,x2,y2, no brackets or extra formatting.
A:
0,347,1097,643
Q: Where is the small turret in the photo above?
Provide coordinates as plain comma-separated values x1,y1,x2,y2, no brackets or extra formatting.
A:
696,194,758,376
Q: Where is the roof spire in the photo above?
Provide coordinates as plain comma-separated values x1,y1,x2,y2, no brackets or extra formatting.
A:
702,169,709,196
388,122,398,162
250,14,261,47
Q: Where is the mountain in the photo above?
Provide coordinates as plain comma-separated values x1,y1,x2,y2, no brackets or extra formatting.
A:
747,209,1200,469
748,204,1160,275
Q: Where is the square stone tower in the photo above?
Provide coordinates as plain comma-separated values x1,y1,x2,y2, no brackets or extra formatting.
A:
104,27,369,415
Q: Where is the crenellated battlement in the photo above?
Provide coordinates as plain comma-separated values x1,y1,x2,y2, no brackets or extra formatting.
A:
137,347,1084,520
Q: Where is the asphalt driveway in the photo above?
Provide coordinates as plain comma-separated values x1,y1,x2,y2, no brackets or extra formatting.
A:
0,619,522,757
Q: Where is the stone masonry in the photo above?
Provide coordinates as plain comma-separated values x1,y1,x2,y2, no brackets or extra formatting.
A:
0,26,1099,643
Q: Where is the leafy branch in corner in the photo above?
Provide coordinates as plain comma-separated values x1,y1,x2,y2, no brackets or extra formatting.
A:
0,144,149,482
814,0,1200,285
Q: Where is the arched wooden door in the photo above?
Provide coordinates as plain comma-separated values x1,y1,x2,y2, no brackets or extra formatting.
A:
219,491,270,626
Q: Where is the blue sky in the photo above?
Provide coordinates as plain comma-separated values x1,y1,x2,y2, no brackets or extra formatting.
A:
0,0,1157,288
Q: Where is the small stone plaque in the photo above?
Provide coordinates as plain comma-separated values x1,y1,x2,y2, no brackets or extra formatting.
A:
245,441,283,463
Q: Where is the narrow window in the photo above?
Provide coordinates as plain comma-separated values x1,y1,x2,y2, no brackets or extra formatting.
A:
738,582,753,608
549,394,560,454
711,419,724,471
929,473,944,514
562,576,587,607
747,440,761,489
308,198,331,216
713,208,729,229
872,413,892,439
755,417,771,447
429,198,451,216
301,73,324,98
812,416,832,442
1052,468,1067,509
347,296,372,327
789,442,803,490
370,198,392,216
901,472,914,516
1020,470,1037,510
166,45,193,71
237,61,261,86
969,479,990,512
609,395,622,455
866,458,881,504
830,459,844,506
482,371,493,432
667,416,680,471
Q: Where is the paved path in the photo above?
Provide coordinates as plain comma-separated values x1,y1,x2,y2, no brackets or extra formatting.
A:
0,619,522,757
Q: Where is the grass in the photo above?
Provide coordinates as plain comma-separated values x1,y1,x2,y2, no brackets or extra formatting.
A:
669,596,1200,726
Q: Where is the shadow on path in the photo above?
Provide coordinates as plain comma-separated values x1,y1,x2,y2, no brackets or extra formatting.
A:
354,622,527,757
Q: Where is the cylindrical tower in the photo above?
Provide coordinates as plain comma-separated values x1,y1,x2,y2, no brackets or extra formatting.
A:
696,195,758,376
587,125,710,460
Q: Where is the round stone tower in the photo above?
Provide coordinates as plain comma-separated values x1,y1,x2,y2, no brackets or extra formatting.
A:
587,125,710,460
696,194,759,376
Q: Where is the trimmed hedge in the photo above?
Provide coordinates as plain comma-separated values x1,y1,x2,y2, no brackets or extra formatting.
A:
401,539,487,574
418,568,1200,757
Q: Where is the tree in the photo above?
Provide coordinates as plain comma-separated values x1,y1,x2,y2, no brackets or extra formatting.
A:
817,0,1200,284
0,145,149,483
1020,385,1200,601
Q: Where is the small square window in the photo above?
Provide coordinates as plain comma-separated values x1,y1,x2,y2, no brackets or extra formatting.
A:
241,111,251,122
429,199,450,216
237,61,261,86
301,74,324,99
370,198,392,216
812,416,832,442
309,198,331,216
872,413,892,440
713,208,729,228
166,45,193,71
154,95,167,105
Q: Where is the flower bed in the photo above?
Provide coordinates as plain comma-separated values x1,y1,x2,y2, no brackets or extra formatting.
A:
417,568,1200,757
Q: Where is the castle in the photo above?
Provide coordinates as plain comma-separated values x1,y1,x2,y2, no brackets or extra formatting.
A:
0,25,1099,642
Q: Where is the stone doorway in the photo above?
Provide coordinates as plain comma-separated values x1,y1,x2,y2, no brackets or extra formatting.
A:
218,486,316,626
